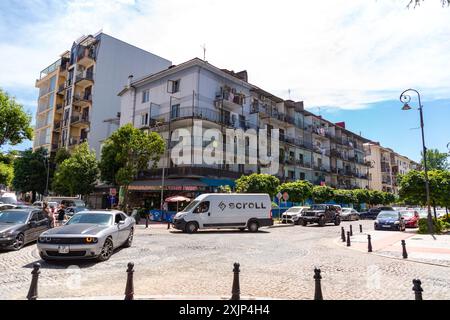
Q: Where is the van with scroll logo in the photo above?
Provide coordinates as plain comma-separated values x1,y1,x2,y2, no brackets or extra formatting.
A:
172,193,273,233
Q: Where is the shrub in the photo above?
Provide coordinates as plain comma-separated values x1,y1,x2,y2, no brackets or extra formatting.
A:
418,218,446,234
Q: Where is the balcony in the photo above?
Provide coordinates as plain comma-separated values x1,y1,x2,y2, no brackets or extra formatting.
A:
77,47,96,67
55,104,63,113
215,87,245,109
73,93,92,107
75,71,94,87
53,121,62,131
39,86,54,98
70,114,90,127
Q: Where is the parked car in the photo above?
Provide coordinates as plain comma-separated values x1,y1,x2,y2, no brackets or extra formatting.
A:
299,204,341,227
360,206,394,220
341,208,360,221
37,210,135,262
281,206,310,224
0,193,17,205
173,193,273,233
0,208,50,250
400,210,419,228
374,211,406,231
0,204,17,211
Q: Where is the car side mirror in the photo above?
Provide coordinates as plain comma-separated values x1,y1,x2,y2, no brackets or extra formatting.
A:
118,220,125,225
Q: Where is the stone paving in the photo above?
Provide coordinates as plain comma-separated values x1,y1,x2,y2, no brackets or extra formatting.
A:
0,220,449,300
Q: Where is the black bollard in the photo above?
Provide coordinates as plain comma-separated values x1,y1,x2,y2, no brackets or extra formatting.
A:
167,221,170,229
349,225,353,236
412,279,423,300
367,234,373,252
145,215,149,229
346,231,351,247
27,263,41,300
124,262,134,300
313,268,323,300
231,262,240,300
341,227,346,242
401,240,408,259
359,224,362,233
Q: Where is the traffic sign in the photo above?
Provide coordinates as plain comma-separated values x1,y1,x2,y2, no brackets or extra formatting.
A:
276,192,282,200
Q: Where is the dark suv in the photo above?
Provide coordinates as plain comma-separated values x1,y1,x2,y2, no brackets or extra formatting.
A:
359,206,394,220
299,204,341,227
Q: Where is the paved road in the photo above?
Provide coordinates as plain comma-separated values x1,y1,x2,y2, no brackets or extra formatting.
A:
1,220,449,300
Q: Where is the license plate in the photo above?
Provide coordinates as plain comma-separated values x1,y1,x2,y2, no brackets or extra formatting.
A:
58,245,70,254
382,225,391,228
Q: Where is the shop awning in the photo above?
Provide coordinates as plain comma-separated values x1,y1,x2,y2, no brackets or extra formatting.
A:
129,179,208,191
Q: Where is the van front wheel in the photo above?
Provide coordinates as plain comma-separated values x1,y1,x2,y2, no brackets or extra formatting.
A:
185,222,198,234
248,221,259,233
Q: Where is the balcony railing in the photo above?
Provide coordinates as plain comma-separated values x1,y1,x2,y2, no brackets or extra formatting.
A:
71,114,90,125
75,71,94,84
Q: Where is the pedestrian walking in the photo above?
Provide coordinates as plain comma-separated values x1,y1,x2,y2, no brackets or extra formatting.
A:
42,202,54,228
56,203,66,227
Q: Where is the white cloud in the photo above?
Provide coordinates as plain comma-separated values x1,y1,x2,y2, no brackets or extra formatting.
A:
1,0,450,109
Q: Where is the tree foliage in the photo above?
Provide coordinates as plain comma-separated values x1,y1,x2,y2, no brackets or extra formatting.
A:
12,148,48,201
54,148,71,165
333,189,356,205
235,173,280,196
218,185,233,193
421,148,449,170
52,143,99,197
99,124,165,207
277,180,313,204
0,89,33,148
312,185,334,204
0,162,14,187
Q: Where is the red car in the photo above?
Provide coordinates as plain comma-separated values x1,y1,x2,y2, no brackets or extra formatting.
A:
400,210,419,228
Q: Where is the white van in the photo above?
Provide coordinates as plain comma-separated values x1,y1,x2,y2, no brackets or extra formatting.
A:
173,193,273,233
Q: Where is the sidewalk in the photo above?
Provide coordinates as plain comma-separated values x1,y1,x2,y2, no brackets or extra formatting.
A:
339,229,450,267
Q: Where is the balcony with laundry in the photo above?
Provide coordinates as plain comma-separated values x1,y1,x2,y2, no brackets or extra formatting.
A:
215,85,247,111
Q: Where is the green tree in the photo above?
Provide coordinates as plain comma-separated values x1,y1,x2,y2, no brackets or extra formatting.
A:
12,148,48,202
235,173,280,197
54,148,71,165
312,185,334,204
353,189,371,205
277,180,313,204
382,192,397,205
0,89,33,148
333,189,356,205
99,124,165,209
368,190,385,206
218,185,233,193
52,143,98,197
421,149,449,170
0,162,14,187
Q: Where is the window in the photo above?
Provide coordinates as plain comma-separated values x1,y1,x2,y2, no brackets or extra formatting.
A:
193,201,210,214
142,89,150,103
300,172,306,180
170,104,180,119
167,80,180,93
141,113,149,126
115,213,125,224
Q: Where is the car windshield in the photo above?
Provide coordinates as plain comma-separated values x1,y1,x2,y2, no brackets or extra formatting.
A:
286,207,302,213
0,211,29,224
73,200,85,207
182,200,199,212
0,197,16,204
378,211,399,219
400,211,414,217
310,205,326,210
66,213,112,226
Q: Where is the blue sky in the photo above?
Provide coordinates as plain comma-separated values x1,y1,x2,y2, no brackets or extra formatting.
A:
1,0,449,162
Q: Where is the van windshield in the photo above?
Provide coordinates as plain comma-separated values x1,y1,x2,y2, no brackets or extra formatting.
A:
181,200,199,212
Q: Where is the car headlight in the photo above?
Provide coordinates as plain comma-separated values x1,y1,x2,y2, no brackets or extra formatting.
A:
84,237,98,244
374,220,379,224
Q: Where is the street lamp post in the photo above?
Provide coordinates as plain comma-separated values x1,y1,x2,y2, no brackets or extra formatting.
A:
43,156,50,198
399,89,434,234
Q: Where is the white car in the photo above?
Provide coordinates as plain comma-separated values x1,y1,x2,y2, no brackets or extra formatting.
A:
281,206,310,224
341,208,360,221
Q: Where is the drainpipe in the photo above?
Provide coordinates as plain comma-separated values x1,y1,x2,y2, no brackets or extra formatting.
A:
128,75,136,126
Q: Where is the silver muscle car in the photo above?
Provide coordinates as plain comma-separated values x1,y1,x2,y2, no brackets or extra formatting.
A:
37,210,134,262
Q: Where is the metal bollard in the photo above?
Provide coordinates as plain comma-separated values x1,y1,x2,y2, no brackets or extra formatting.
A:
401,240,408,259
349,225,353,236
124,262,134,300
231,262,240,300
359,224,362,233
167,221,170,229
367,234,373,252
346,231,351,247
412,279,423,300
341,227,346,242
313,268,323,300
27,263,41,300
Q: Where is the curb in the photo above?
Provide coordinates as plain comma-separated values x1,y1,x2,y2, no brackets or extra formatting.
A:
268,223,296,228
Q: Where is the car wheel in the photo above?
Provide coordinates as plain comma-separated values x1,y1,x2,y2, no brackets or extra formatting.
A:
318,216,325,227
294,219,299,225
123,228,134,248
334,216,341,226
301,219,308,226
12,233,25,250
248,221,259,232
185,222,198,234
97,238,114,262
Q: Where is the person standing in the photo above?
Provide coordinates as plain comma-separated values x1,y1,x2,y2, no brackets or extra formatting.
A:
56,203,66,227
43,202,53,228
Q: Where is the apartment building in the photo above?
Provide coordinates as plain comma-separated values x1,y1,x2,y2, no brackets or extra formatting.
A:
34,32,171,157
118,58,371,206
364,142,420,194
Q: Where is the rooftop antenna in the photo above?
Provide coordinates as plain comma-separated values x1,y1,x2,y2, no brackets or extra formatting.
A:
201,43,206,61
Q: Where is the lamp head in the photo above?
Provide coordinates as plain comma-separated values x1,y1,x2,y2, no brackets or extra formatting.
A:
401,103,412,111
